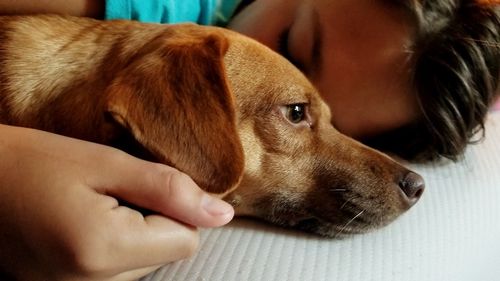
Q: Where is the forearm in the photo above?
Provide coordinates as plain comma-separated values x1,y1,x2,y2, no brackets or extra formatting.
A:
0,0,104,18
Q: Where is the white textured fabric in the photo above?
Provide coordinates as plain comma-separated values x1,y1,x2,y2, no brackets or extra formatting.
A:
143,112,500,281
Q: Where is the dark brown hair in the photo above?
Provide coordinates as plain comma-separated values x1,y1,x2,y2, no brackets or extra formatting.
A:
365,0,500,161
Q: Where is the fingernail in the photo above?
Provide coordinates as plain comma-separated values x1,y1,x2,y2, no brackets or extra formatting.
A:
202,194,234,217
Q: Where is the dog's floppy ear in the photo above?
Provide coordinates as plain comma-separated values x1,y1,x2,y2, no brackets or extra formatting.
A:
105,32,244,194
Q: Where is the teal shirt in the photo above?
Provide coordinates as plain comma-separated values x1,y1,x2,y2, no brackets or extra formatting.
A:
105,0,241,26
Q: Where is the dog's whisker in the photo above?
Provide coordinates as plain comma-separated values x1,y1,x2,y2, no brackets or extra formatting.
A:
340,198,352,210
334,209,365,238
330,188,347,192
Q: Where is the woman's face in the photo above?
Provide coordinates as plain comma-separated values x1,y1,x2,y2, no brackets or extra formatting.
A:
228,0,419,139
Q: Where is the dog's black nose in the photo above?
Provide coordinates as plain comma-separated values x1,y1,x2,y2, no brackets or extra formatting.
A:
399,172,425,205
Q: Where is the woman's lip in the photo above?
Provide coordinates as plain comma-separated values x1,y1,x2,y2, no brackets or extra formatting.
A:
233,0,255,17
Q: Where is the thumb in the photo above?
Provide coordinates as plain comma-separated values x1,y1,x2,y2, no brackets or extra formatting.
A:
91,153,234,228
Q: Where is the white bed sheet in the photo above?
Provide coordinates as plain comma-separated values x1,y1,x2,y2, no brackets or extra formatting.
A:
143,112,500,281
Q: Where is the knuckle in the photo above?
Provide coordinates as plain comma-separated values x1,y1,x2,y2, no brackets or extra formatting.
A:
178,228,200,258
67,248,104,276
63,230,111,276
107,146,134,164
151,163,189,197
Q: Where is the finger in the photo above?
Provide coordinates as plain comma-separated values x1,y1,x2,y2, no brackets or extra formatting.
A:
104,212,199,271
106,265,162,281
92,153,234,228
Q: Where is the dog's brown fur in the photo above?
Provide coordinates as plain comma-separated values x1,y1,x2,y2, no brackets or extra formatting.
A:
0,15,423,237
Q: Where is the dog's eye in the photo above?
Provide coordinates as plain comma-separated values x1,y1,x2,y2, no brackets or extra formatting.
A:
286,104,306,124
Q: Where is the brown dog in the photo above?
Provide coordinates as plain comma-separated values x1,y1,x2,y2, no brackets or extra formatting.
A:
0,15,424,237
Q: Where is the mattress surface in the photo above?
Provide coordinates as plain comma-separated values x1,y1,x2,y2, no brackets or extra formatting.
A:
142,112,500,281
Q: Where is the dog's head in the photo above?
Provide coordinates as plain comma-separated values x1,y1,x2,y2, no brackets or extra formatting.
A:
105,24,424,237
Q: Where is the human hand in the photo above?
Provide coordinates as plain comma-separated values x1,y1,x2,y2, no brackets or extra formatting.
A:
0,124,234,281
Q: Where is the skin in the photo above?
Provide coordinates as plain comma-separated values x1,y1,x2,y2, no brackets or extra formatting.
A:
0,0,422,138
0,2,235,280
0,124,234,280
0,0,420,279
228,0,420,138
